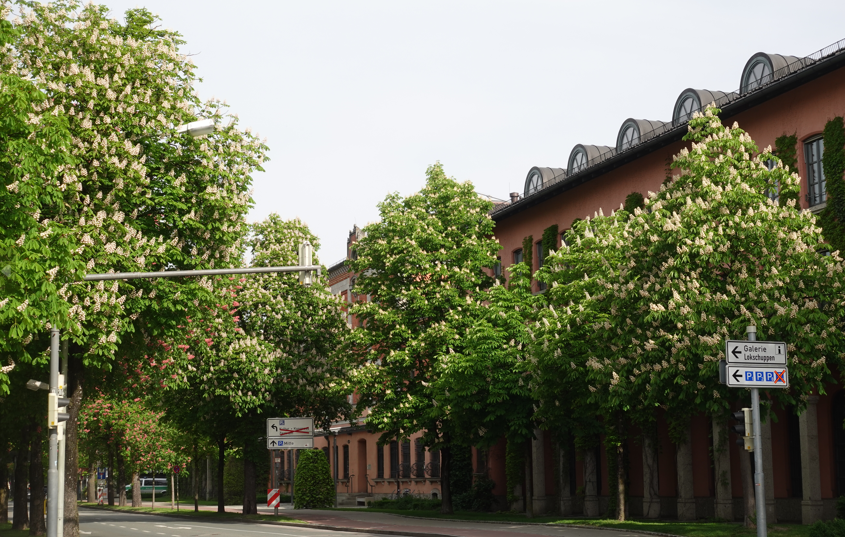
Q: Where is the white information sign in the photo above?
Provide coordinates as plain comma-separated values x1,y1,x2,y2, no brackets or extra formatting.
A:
268,438,314,449
267,417,314,438
726,365,789,388
725,340,787,366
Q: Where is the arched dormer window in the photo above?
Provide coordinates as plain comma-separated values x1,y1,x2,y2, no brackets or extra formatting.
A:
617,122,640,152
525,169,542,196
674,92,700,125
743,58,772,92
569,148,587,173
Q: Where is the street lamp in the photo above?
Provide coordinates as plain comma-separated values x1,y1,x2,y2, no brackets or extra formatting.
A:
42,120,316,537
26,379,50,391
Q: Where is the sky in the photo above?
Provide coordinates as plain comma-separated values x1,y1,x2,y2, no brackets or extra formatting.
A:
94,0,845,263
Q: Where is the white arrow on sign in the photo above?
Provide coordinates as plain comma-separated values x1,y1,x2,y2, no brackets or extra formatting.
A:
725,340,787,365
726,365,789,388
268,438,314,449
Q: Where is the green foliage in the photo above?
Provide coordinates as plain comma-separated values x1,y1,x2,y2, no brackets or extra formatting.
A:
522,235,534,269
449,445,473,498
810,519,845,537
348,162,499,453
292,450,334,509
223,457,244,504
541,225,559,260
838,495,845,519
505,438,524,505
623,192,645,214
819,118,845,253
774,133,800,207
369,496,442,510
453,475,496,512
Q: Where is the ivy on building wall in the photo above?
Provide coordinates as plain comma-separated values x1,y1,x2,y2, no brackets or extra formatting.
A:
773,133,800,206
505,439,524,506
522,235,534,269
541,224,559,259
623,192,645,214
818,117,845,252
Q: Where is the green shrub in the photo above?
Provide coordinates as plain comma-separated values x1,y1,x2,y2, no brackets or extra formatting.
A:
838,495,845,519
293,449,334,509
453,475,496,512
810,519,845,537
623,192,644,214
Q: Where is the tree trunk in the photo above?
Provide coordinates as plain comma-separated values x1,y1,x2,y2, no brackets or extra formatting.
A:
243,458,257,515
524,439,533,518
13,431,30,531
616,419,627,521
217,435,225,513
29,423,46,536
740,445,756,528
193,445,199,512
439,444,452,514
86,462,96,504
64,352,84,537
170,474,175,510
107,440,114,506
117,443,126,507
0,448,10,524
131,472,141,507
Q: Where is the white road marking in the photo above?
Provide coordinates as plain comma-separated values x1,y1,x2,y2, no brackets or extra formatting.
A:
80,532,91,535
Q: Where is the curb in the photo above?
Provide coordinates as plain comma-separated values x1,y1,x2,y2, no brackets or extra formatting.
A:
79,505,456,537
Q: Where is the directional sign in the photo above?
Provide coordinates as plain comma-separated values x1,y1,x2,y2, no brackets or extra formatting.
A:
267,417,314,438
725,340,787,366
726,365,789,388
267,438,314,449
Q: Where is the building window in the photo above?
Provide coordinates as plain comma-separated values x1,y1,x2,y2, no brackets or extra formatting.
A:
618,123,640,151
414,439,425,478
377,444,384,479
674,93,700,125
389,441,399,478
536,241,547,291
513,249,523,264
525,170,543,196
806,137,825,206
342,445,350,479
494,257,502,278
428,448,440,478
401,441,411,478
765,159,779,202
569,150,587,173
743,59,772,93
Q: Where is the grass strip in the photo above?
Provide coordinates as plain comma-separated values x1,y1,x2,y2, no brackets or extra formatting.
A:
333,508,812,537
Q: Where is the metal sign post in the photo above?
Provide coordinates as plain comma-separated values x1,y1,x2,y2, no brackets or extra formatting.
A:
266,417,314,511
721,326,786,537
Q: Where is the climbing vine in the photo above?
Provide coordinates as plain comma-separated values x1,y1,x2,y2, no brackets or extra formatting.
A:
818,118,845,253
623,192,645,214
774,133,800,206
541,224,559,260
505,439,524,506
522,235,534,270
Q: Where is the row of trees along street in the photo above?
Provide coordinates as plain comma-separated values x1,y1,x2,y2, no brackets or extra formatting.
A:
2,0,845,532
346,111,845,522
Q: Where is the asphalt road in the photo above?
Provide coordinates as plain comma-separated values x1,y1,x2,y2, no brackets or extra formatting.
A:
7,502,418,537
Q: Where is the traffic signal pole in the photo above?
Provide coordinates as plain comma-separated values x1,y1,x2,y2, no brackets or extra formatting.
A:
43,247,319,537
747,326,767,537
47,329,60,537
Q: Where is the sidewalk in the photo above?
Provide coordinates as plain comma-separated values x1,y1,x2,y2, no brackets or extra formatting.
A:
125,502,655,537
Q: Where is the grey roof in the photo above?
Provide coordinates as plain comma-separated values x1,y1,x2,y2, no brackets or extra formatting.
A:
616,119,669,153
493,37,845,221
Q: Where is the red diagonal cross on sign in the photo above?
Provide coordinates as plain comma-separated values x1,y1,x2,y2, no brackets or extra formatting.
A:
775,370,786,384
279,427,310,436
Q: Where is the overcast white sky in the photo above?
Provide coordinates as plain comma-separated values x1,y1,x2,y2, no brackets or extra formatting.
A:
97,0,845,263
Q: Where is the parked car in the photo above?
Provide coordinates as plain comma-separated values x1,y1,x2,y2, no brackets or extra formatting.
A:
125,477,169,496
